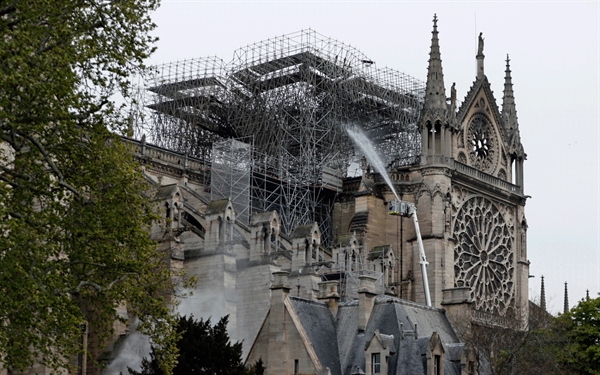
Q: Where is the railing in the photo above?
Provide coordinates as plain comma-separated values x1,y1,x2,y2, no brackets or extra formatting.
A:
454,161,522,194
123,137,209,173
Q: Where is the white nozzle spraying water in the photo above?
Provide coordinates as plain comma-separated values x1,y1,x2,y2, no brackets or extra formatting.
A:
346,127,400,201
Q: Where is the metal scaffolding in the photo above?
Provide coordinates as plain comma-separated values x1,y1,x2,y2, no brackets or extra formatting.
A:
135,29,426,245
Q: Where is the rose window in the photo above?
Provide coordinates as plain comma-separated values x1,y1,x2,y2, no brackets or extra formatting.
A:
471,128,489,159
453,196,514,315
466,116,498,173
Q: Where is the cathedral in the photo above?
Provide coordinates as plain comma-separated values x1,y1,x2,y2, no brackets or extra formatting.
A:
99,15,528,375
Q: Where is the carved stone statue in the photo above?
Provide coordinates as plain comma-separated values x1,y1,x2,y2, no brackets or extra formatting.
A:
450,82,456,110
477,32,484,55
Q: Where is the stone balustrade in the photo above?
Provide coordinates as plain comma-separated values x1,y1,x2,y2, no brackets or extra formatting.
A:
454,161,522,194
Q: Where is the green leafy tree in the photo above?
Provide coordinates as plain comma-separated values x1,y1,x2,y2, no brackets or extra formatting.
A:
0,0,180,373
554,294,600,375
128,315,265,375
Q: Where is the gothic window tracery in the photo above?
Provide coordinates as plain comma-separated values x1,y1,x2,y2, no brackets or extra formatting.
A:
453,196,514,315
466,116,498,173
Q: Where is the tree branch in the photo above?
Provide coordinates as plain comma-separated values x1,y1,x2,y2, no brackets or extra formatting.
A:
0,0,17,17
74,275,129,294
14,130,81,198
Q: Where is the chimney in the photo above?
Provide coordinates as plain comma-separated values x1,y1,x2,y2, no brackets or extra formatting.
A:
318,280,341,317
358,275,377,331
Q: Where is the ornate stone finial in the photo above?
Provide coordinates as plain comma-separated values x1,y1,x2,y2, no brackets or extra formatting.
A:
540,275,546,311
433,13,438,29
476,32,485,79
564,281,569,314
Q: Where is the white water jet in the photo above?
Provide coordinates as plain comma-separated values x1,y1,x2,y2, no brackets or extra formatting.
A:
346,126,400,201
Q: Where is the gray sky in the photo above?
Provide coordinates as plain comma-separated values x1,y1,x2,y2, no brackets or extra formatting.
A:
146,0,599,314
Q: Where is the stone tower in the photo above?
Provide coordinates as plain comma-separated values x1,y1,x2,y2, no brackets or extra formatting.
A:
413,17,529,319
333,16,529,322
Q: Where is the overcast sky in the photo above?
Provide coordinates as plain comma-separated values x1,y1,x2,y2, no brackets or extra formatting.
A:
146,0,599,314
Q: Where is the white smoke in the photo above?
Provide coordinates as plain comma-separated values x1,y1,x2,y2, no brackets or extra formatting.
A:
103,288,234,374
103,322,151,375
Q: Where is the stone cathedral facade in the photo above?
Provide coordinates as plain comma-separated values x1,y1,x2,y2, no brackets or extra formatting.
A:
91,16,529,375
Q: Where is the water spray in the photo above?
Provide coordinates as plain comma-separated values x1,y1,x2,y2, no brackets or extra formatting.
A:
347,125,431,307
346,127,400,201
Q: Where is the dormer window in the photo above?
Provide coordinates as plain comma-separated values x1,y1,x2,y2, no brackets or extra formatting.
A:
371,353,381,374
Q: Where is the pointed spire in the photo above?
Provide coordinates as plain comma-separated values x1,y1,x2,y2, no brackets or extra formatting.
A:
540,275,546,311
423,14,447,111
564,282,569,314
586,289,590,299
502,54,519,133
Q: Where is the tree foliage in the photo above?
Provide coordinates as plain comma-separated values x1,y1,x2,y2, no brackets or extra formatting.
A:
128,315,265,375
454,305,568,375
0,0,180,373
554,294,600,375
455,296,600,375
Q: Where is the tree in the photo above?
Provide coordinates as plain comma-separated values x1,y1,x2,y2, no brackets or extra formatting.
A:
452,305,571,375
554,294,600,375
128,315,265,375
0,0,180,373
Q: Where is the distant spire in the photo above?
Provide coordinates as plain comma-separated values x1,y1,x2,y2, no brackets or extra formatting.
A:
564,282,569,314
586,289,590,299
540,275,546,311
423,14,447,111
502,54,519,133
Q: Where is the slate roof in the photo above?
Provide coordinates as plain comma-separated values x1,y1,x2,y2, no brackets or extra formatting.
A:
286,295,467,375
289,297,342,375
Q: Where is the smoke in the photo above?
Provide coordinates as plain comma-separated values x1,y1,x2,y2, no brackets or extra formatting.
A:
176,288,228,327
103,288,234,375
104,321,151,375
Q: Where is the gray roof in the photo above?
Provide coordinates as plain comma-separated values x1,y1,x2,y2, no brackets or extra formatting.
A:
289,297,341,375
288,295,465,375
